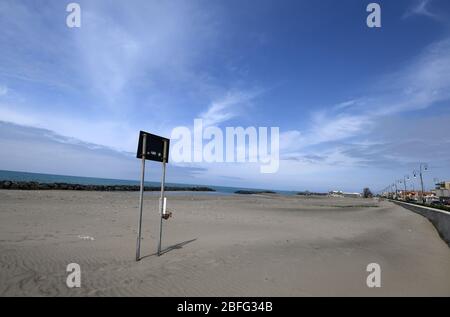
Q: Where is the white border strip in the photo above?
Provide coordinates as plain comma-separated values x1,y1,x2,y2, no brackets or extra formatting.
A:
392,200,450,216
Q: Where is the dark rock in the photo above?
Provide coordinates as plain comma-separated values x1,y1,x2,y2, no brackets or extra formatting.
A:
297,191,327,196
0,180,216,193
0,181,12,189
235,190,276,195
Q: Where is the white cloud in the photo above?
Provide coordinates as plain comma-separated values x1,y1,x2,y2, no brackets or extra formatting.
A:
310,113,371,144
282,37,450,157
332,99,360,111
0,121,208,183
275,36,450,183
403,0,439,20
0,101,137,152
199,90,261,127
0,0,226,150
70,0,223,112
0,0,223,113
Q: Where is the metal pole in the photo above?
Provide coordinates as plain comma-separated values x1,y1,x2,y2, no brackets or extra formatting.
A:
394,182,398,200
136,134,147,261
158,140,168,256
403,177,407,200
420,166,425,204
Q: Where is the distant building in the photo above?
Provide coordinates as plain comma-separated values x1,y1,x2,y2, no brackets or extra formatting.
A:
437,182,450,190
343,192,362,198
402,191,435,202
329,190,343,197
433,181,450,199
329,190,362,198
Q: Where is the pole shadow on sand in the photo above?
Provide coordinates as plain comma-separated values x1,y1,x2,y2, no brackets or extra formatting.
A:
140,238,197,259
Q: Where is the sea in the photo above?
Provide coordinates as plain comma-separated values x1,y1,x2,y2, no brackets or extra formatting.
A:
0,170,298,196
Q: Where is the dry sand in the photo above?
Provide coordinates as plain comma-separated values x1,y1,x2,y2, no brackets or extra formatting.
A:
0,190,449,296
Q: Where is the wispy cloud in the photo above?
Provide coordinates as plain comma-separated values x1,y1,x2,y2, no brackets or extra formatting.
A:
339,114,450,168
0,0,226,150
73,0,220,110
199,89,262,127
403,0,441,21
0,101,138,152
332,99,361,111
0,121,208,182
282,37,450,164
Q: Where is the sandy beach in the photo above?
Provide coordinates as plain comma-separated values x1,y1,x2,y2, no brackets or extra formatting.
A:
0,190,449,296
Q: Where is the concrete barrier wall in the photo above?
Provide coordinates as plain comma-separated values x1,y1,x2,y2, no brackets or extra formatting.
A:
393,201,450,247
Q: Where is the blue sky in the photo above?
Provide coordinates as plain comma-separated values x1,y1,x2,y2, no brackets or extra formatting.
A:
1,0,450,192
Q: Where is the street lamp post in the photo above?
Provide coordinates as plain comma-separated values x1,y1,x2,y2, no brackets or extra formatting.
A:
419,164,428,204
397,180,403,200
394,182,398,200
403,175,410,201
413,164,428,204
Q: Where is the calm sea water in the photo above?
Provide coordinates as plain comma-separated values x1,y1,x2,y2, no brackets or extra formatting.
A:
0,170,297,195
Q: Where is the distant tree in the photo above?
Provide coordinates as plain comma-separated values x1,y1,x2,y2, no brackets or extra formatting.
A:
363,188,373,199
